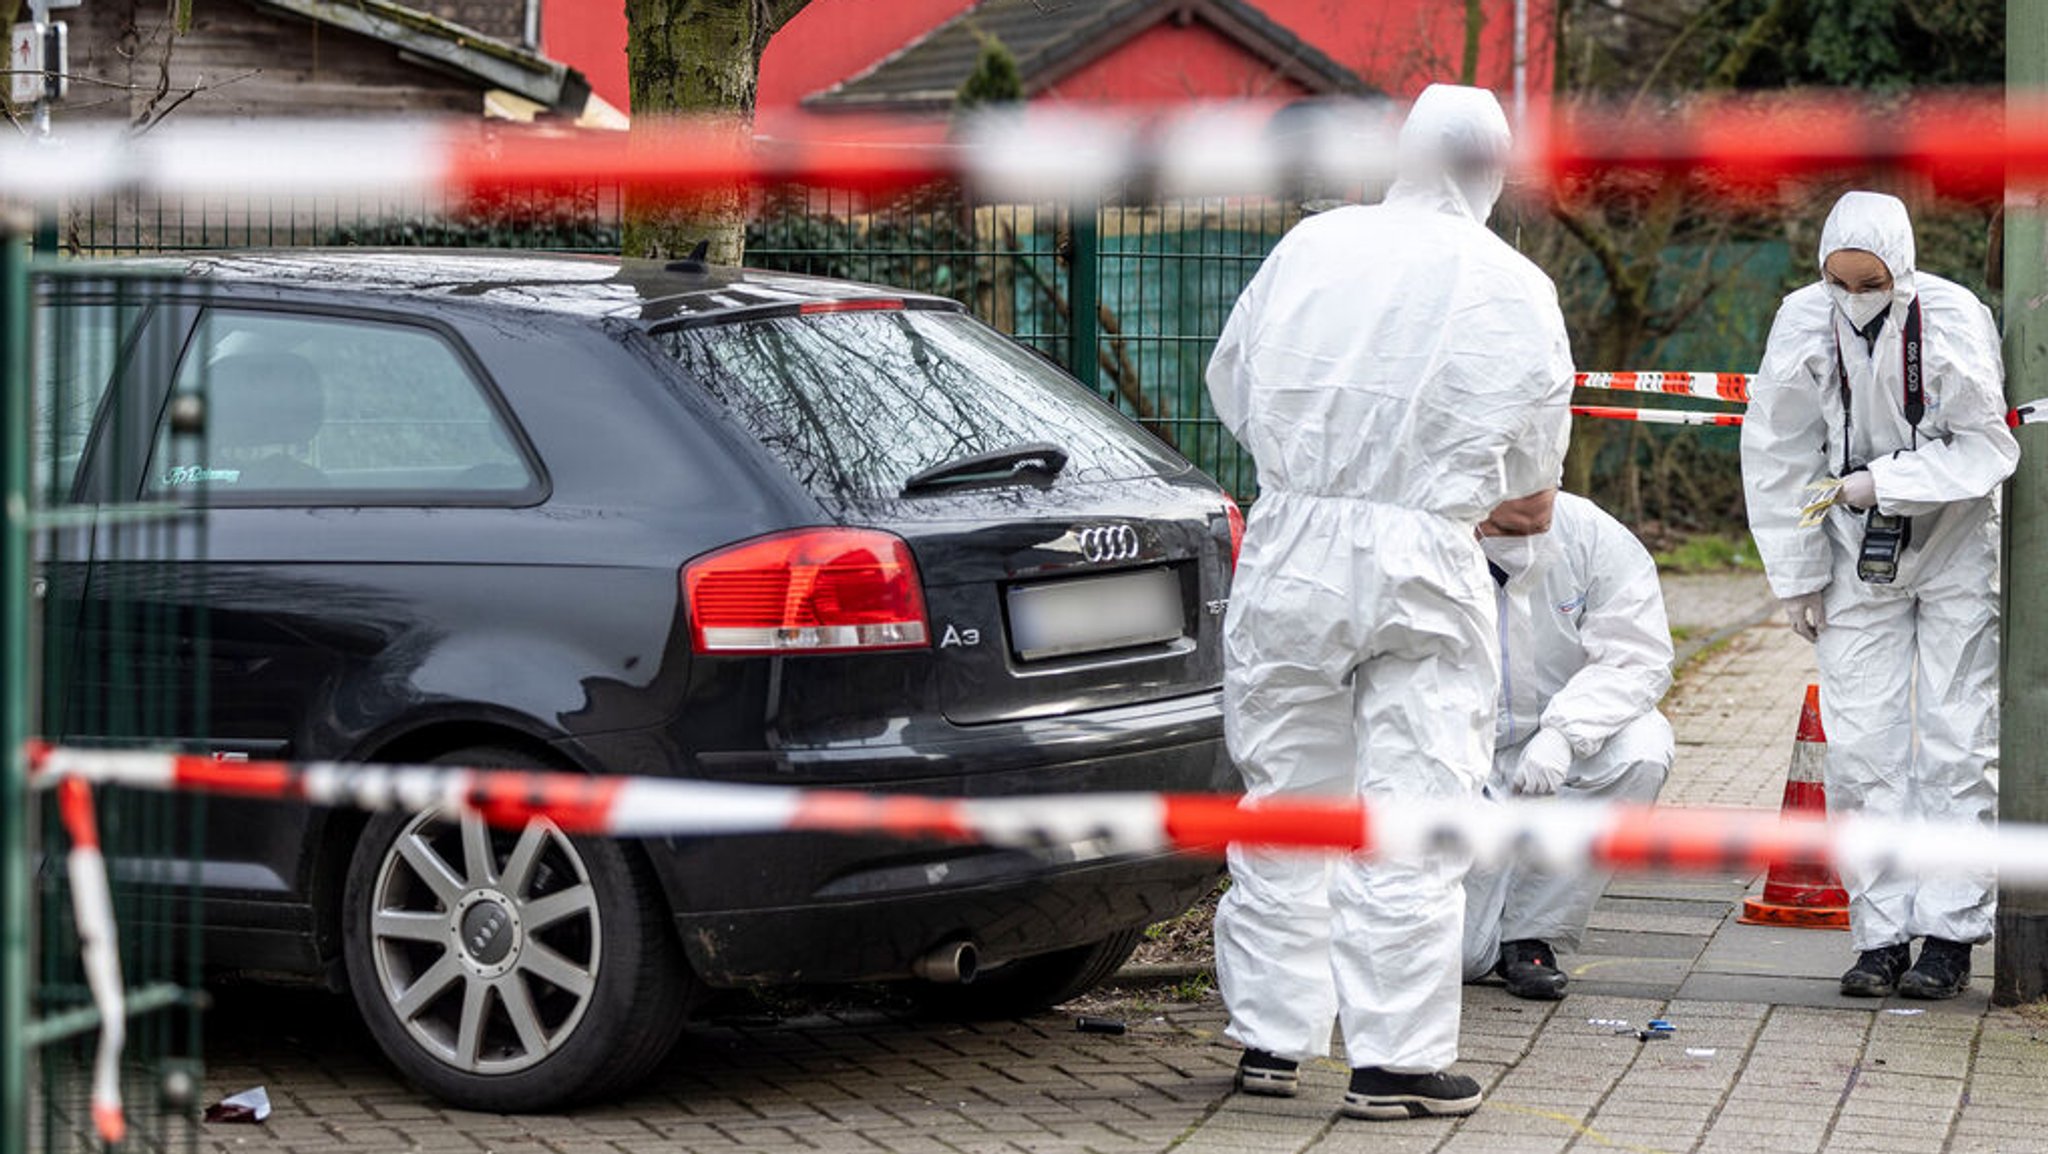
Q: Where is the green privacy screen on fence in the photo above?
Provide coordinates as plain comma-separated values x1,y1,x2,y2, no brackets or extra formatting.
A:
746,186,1294,501
2,236,207,1153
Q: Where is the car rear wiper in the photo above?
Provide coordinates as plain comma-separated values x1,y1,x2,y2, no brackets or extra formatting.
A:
900,442,1069,496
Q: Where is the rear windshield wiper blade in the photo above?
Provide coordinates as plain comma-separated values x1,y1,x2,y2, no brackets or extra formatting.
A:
900,442,1069,496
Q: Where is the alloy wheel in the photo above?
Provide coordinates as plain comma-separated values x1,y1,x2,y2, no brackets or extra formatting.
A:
365,809,602,1075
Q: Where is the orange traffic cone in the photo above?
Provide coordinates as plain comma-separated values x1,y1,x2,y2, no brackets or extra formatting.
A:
1738,683,1851,929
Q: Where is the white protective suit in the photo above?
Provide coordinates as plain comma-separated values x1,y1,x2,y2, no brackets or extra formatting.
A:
1460,492,1675,979
1207,83,1574,1073
1740,191,2016,951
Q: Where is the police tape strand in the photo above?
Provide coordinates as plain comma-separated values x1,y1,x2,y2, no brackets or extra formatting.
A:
1575,372,1752,403
1571,375,2048,432
2,92,2048,203
54,778,128,1145
24,742,2048,890
1572,405,1744,427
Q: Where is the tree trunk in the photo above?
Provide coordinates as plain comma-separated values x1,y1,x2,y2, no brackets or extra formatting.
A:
1461,0,1486,85
623,0,811,263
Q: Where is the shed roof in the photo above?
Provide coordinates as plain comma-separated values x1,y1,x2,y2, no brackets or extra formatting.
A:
253,0,590,113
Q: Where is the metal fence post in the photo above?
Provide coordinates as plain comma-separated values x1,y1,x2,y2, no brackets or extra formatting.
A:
1995,0,2048,1005
1068,207,1100,392
2,209,34,1154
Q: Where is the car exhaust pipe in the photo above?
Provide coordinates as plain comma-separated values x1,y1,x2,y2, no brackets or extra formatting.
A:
913,940,978,984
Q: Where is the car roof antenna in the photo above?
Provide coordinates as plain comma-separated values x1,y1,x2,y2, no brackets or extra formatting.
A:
666,239,713,275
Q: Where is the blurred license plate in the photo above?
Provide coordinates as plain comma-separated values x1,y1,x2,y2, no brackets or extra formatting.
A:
1007,568,1183,661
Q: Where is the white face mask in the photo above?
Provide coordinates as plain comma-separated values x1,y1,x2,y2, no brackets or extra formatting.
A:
1828,283,1890,330
1479,533,1544,579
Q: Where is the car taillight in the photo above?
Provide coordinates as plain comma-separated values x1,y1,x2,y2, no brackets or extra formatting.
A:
1224,497,1245,574
685,528,929,654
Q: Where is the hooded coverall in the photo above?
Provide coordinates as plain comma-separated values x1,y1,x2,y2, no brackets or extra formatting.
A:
1740,191,2016,952
1461,492,1675,979
1206,84,1574,1072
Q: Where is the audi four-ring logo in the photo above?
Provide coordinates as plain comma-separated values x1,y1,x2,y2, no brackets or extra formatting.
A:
1078,524,1142,563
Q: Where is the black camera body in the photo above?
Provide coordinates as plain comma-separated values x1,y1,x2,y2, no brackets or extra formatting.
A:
1857,508,1911,584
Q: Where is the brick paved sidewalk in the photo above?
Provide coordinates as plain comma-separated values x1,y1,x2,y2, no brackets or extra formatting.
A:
1174,586,2048,1154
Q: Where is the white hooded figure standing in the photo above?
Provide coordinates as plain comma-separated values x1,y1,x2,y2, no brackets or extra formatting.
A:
1204,82,1573,1121
1740,190,2017,1000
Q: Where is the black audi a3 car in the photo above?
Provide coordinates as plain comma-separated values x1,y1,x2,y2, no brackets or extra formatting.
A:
35,251,1240,1110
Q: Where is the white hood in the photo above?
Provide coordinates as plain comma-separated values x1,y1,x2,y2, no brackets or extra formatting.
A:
1392,83,1513,223
1819,190,1918,315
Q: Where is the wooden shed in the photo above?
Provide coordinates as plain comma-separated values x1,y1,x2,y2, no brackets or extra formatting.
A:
50,0,587,126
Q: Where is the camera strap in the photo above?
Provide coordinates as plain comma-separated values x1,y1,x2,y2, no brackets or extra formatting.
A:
1833,296,1924,475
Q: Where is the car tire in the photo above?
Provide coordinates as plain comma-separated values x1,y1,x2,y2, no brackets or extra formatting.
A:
914,928,1144,1019
340,746,689,1111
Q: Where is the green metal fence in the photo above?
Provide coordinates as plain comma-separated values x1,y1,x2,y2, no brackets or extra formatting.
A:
68,181,1285,498
3,229,207,1152
71,185,625,255
63,179,1788,523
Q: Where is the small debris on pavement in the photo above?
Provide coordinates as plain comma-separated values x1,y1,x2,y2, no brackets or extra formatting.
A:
1685,1048,1718,1058
204,1086,271,1124
1885,1008,1927,1016
1076,1015,1127,1035
1588,1018,1631,1028
1647,1019,1675,1032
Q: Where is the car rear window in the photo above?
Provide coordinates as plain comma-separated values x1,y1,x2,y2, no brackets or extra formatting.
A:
655,310,1187,505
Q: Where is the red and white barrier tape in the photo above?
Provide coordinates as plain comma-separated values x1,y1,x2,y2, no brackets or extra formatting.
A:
1571,379,2048,433
0,92,2043,202
1573,405,1743,427
55,780,127,1145
2008,400,2048,428
1576,372,1751,403
23,743,2048,889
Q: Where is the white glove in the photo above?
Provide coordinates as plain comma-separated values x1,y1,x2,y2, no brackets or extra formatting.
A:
1782,592,1826,642
1840,470,1877,510
1512,728,1573,797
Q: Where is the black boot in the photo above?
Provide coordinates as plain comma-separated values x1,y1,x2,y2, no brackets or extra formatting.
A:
1342,1067,1483,1120
1494,938,1568,1001
1898,937,1974,1000
1839,943,1911,997
1234,1048,1299,1097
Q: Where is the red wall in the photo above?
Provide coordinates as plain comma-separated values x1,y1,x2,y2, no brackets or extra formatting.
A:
542,5,630,110
1043,22,1313,104
547,0,1554,118
1256,0,1554,105
759,0,975,110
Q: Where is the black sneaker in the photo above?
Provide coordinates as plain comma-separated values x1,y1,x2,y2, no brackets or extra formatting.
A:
1234,1049,1299,1097
1341,1067,1482,1120
1839,943,1911,997
1494,938,1568,1001
1899,937,1974,1000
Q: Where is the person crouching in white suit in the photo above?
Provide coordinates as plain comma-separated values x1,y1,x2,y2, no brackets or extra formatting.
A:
1459,488,1675,1000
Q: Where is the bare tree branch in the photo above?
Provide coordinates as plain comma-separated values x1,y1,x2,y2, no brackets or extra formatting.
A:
759,0,814,42
1629,0,1739,113
1551,200,1629,298
1707,0,1791,89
